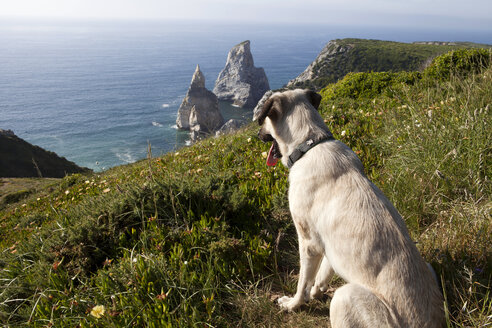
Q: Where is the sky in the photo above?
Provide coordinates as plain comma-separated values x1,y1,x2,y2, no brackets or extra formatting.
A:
1,0,491,30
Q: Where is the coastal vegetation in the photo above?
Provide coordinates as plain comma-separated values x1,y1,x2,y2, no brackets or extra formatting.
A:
0,48,491,327
291,38,492,90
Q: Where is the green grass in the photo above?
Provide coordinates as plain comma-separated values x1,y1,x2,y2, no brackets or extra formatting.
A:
1,49,491,327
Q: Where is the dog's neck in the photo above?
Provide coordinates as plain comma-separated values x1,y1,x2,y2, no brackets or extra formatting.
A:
286,135,335,168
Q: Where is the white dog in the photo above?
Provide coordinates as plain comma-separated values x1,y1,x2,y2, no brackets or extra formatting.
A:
254,89,443,327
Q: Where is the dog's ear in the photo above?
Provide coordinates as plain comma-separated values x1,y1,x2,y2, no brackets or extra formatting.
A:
257,97,280,125
306,90,322,110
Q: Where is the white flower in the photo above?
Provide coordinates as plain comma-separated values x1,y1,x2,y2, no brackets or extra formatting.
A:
247,137,251,142
90,305,105,318
184,261,188,265
262,151,268,159
341,130,346,136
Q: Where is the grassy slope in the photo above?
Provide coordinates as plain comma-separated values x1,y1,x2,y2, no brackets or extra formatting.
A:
0,50,491,327
292,38,492,90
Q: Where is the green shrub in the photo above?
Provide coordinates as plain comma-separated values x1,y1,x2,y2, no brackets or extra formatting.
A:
424,48,491,81
320,71,421,101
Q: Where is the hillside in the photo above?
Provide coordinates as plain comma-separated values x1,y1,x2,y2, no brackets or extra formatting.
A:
0,49,490,327
0,129,90,178
287,38,491,90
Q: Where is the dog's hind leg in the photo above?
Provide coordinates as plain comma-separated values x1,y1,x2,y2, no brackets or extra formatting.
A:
330,284,397,328
278,239,322,311
309,255,334,299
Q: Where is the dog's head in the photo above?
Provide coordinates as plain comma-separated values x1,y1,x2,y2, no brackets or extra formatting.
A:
253,89,323,167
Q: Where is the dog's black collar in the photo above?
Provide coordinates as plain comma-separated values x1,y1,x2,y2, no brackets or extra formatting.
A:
287,135,335,169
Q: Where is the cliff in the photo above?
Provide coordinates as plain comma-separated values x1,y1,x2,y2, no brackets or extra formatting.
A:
213,40,270,108
0,129,90,178
286,38,491,90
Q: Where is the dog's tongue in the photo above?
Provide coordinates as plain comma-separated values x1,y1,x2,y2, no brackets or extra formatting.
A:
266,143,278,166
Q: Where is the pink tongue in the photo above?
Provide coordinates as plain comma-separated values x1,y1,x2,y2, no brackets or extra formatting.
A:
266,143,278,166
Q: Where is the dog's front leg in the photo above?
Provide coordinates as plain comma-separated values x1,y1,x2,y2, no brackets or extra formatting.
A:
278,239,322,312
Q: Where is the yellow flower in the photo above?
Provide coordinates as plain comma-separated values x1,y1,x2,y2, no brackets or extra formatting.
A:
90,305,105,318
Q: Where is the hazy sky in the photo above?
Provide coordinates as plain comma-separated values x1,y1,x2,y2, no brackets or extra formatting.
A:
1,0,491,30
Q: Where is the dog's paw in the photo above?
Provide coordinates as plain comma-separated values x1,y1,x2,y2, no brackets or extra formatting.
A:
277,295,303,312
309,285,327,300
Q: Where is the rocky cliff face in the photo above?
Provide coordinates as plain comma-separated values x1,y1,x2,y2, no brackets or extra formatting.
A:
213,41,270,108
287,40,354,88
176,65,224,133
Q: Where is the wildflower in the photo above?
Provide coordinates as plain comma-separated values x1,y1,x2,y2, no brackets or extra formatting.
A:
103,188,111,193
247,137,251,142
52,260,61,271
184,261,188,265
156,292,167,300
85,180,90,184
65,190,70,195
90,305,106,319
341,130,346,137
261,151,268,159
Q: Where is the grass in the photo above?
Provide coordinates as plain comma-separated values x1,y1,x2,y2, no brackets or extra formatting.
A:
0,49,491,327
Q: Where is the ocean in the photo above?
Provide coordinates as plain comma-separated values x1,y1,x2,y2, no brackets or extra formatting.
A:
1,19,490,171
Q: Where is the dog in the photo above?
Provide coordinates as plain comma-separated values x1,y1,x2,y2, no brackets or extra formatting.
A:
254,89,444,327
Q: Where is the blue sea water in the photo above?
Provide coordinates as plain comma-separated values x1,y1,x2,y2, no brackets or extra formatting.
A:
0,19,490,171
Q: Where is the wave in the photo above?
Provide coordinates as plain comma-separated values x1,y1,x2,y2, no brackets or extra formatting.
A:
152,121,163,127
162,104,170,108
115,150,137,164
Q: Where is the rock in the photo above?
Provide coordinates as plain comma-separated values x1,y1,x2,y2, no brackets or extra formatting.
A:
215,119,244,137
287,40,354,88
213,40,270,108
176,65,224,133
0,129,15,137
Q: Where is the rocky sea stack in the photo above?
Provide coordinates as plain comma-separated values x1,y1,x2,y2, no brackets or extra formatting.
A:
213,40,270,108
176,65,224,134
